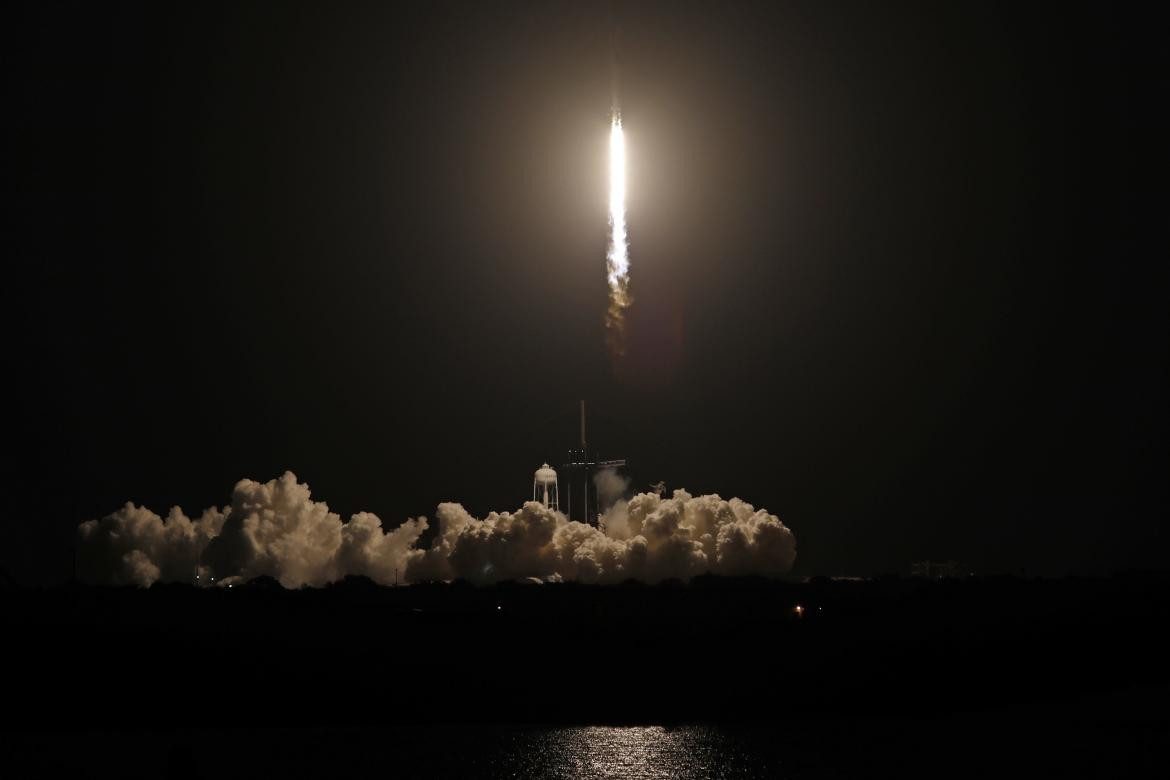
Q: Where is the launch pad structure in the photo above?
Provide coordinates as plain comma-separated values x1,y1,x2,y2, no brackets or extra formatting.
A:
530,401,625,526
562,400,625,526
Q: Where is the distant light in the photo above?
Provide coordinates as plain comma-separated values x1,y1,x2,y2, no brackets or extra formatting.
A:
497,605,502,611
794,605,805,617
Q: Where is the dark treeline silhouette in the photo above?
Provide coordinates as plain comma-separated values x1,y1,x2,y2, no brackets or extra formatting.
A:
3,574,1168,776
6,573,1169,722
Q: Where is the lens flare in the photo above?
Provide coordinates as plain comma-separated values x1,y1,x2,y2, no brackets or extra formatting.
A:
605,113,631,362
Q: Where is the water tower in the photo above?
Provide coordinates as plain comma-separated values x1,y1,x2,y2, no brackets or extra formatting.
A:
533,463,560,512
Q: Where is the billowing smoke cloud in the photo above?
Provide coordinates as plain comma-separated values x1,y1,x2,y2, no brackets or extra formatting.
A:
593,467,630,511
199,473,427,587
78,503,227,587
77,472,795,587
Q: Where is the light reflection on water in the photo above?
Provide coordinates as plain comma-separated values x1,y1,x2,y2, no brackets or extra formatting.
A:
484,725,785,779
6,723,809,779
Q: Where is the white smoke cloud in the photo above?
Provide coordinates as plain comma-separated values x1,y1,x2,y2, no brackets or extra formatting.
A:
78,503,226,587
78,472,796,587
593,467,630,511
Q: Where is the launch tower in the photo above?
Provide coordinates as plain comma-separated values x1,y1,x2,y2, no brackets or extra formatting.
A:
563,400,626,526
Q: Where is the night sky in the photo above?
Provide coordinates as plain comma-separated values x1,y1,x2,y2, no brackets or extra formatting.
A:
6,0,1166,584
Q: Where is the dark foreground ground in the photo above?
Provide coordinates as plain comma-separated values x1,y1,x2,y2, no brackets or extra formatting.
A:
3,574,1168,777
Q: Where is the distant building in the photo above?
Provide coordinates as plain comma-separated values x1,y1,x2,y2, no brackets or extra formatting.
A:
911,560,967,578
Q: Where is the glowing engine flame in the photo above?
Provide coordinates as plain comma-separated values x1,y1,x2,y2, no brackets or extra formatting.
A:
605,113,631,361
608,115,628,284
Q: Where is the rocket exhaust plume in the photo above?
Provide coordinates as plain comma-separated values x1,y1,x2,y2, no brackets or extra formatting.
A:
605,111,631,362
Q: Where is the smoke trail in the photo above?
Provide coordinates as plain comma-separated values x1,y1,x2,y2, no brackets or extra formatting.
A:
77,472,796,587
605,112,632,362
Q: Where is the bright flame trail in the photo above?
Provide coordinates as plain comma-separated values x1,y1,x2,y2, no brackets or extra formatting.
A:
605,112,631,361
